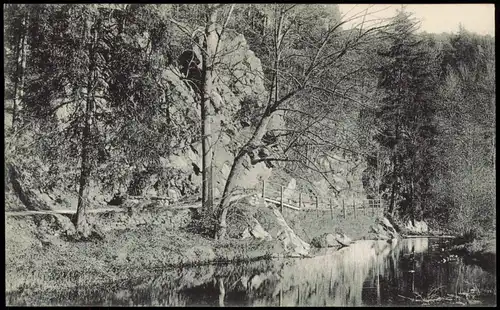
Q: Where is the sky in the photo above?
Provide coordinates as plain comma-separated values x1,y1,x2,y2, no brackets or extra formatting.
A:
338,4,495,36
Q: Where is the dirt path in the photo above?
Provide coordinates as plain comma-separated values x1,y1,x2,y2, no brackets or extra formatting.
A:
5,202,203,217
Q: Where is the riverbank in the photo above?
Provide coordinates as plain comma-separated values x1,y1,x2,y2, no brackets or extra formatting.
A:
8,237,496,307
5,200,388,294
450,233,496,272
5,215,282,294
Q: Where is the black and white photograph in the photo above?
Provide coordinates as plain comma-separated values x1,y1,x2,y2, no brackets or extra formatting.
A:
4,3,496,307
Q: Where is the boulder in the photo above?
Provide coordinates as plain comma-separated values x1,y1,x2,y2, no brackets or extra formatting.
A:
167,155,192,173
270,207,310,256
249,274,264,291
404,219,429,234
405,219,415,231
335,233,353,247
414,220,429,233
250,222,272,241
167,188,181,202
420,221,429,233
311,233,338,248
53,214,76,237
238,276,249,290
413,221,422,233
370,224,381,234
241,228,252,240
376,233,391,241
377,223,387,233
363,232,380,240
381,217,397,234
366,226,392,240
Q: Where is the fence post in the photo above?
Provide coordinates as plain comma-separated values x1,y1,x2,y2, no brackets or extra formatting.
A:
330,198,333,220
372,199,375,216
262,179,265,198
299,192,302,210
342,199,346,219
280,186,284,213
353,201,356,218
379,198,383,216
316,196,319,218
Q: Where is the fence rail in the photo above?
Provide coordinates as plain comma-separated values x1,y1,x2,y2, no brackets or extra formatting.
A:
260,180,384,219
6,180,384,219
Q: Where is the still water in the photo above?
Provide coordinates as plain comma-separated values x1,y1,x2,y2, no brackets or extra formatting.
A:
7,238,497,306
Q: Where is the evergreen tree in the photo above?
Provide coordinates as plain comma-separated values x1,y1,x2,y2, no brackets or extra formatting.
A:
374,10,440,220
433,28,496,233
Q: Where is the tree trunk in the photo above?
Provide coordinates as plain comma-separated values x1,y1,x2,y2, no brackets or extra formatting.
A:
389,151,397,217
12,11,27,129
389,121,401,218
201,6,218,213
410,176,414,221
76,18,97,234
216,107,276,239
76,129,92,233
216,5,285,240
11,36,21,129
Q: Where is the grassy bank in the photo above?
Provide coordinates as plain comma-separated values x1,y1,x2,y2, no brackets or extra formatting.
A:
5,202,387,294
450,231,496,272
6,215,292,293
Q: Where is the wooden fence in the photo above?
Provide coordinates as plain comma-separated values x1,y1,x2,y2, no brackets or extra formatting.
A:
260,180,384,219
6,180,384,219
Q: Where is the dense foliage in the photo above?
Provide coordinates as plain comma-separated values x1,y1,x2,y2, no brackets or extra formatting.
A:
4,4,495,236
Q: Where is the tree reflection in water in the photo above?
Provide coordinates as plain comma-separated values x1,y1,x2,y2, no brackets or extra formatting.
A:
217,277,225,307
6,238,496,306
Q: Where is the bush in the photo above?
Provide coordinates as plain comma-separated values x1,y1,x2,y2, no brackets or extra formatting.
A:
185,208,218,239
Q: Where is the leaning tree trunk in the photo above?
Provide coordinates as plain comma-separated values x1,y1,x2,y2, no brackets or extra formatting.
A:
216,107,275,239
216,5,285,240
75,19,97,235
201,6,218,213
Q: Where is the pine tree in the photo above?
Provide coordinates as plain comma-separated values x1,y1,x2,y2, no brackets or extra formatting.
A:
374,9,440,220
19,4,174,236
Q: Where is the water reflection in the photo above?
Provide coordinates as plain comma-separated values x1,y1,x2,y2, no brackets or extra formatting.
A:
6,238,496,307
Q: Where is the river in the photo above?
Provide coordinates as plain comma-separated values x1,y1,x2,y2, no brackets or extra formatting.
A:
6,238,497,306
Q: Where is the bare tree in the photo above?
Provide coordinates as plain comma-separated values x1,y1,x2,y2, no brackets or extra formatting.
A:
170,4,235,214
215,4,390,239
169,4,390,239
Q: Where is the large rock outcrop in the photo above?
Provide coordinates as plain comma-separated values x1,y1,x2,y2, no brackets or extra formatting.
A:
228,195,310,257
311,233,338,248
366,216,400,240
404,219,429,234
124,32,274,203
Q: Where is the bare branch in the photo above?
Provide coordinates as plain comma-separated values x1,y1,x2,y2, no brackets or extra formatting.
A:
250,157,299,165
303,20,348,84
294,150,340,194
212,4,235,65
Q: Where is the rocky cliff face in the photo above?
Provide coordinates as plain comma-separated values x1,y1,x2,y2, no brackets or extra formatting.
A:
6,30,367,211
102,30,367,205
128,32,276,202
313,152,367,206
268,151,367,207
